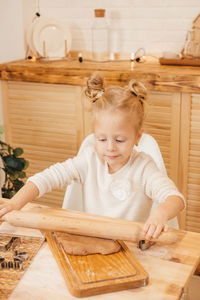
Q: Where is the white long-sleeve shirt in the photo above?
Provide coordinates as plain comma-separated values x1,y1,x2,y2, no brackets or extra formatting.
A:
27,144,184,222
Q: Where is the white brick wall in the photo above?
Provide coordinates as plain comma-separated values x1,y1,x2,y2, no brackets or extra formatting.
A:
0,0,24,126
27,0,200,56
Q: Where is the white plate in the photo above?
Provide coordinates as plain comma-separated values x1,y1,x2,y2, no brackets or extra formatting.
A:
32,17,71,58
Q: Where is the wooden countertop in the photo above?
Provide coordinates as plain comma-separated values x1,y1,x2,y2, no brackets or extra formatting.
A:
1,58,200,93
0,202,200,299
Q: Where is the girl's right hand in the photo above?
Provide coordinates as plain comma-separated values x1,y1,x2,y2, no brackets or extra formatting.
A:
0,199,16,224
0,182,40,225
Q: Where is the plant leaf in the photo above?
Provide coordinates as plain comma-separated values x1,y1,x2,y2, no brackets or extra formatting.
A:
3,155,18,169
18,171,26,178
9,173,19,180
23,160,29,170
13,147,23,157
12,179,24,190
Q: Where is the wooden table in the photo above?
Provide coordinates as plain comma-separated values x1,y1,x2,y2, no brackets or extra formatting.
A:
0,203,199,300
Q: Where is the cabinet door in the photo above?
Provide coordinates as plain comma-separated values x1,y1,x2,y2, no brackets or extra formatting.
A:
143,91,181,185
179,93,200,232
2,81,83,207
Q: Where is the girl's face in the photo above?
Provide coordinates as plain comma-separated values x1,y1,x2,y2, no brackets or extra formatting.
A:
94,109,142,173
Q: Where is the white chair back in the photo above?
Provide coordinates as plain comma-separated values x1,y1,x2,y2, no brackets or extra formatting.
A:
62,133,179,228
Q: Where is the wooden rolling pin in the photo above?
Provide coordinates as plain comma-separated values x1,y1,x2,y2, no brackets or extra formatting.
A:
1,205,178,244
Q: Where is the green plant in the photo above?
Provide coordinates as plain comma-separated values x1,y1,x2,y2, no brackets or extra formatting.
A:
0,140,29,198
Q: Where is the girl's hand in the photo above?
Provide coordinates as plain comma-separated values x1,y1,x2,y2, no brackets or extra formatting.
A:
0,199,16,224
0,182,40,225
143,195,184,240
143,208,169,240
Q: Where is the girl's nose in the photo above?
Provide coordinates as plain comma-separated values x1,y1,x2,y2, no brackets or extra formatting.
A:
106,140,116,151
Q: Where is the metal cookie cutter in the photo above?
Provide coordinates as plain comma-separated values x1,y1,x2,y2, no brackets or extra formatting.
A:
138,239,155,251
0,260,22,270
0,236,21,251
15,251,29,262
10,237,21,251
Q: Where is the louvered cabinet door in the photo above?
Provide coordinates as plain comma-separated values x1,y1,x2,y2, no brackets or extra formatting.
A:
143,91,181,186
180,93,200,233
2,81,83,207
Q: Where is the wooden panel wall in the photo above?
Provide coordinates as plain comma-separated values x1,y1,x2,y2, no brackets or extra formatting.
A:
143,91,181,185
186,94,200,233
2,81,83,207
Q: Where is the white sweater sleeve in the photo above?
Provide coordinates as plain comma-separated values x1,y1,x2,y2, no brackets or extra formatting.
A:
27,152,88,197
142,157,185,206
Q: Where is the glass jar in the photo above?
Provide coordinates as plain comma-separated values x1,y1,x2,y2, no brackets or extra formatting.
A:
92,9,108,61
108,18,121,60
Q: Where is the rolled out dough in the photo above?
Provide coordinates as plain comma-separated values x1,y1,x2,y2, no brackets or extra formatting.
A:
56,232,121,255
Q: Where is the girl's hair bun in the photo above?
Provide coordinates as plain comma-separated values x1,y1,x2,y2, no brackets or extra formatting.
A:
85,72,105,102
128,79,147,102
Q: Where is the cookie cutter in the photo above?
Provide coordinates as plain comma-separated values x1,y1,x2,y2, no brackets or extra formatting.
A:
0,236,27,270
138,239,155,251
0,236,21,251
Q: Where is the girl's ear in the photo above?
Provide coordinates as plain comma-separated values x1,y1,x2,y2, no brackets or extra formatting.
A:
136,128,143,146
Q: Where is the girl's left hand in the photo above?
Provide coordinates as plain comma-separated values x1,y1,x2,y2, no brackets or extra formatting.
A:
143,209,168,240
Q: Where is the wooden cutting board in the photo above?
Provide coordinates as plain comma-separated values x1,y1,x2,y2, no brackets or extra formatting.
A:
159,57,200,66
45,231,149,297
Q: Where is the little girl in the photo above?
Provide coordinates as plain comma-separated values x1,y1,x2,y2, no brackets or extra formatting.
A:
0,72,185,240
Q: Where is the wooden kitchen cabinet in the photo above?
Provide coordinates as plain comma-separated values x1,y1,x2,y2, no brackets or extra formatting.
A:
1,59,200,233
2,81,83,207
140,91,181,185
2,82,182,215
144,91,200,232
179,93,200,232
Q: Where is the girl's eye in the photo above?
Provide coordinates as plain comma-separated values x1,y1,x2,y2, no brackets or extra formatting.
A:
99,138,106,142
116,139,124,143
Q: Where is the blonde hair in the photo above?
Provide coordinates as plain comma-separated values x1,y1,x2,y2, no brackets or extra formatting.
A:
85,72,148,129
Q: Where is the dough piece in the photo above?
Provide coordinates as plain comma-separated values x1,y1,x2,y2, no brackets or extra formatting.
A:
56,232,121,255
